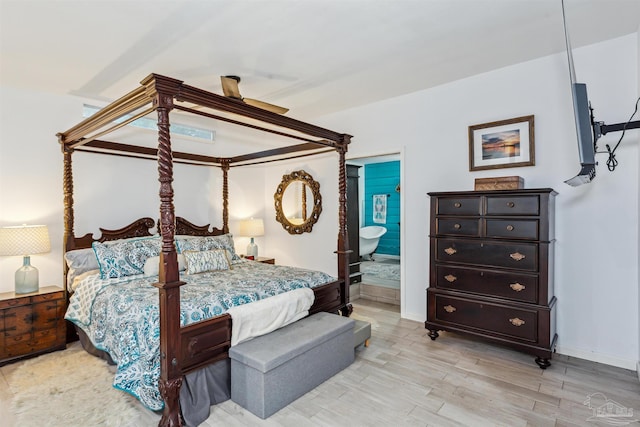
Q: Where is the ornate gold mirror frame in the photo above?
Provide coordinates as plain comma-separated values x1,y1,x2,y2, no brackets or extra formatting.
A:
274,170,322,234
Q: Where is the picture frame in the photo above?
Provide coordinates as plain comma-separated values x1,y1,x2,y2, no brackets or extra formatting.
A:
469,115,535,171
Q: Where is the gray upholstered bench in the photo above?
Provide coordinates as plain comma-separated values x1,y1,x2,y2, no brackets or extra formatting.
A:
353,319,371,348
229,312,355,419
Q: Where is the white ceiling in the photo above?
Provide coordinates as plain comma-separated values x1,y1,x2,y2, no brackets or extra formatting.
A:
1,0,639,119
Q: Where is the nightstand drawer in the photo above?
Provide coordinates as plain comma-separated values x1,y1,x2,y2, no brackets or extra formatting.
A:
32,300,65,330
4,333,61,358
32,291,64,304
0,298,28,310
2,306,33,337
434,266,538,303
432,293,537,342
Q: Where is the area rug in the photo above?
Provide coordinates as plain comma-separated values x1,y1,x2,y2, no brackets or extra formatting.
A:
360,259,400,281
7,343,143,427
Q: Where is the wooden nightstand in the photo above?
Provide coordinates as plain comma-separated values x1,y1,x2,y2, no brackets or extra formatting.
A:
0,285,67,366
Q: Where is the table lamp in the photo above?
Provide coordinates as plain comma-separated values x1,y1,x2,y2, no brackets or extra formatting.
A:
0,224,51,294
239,218,264,258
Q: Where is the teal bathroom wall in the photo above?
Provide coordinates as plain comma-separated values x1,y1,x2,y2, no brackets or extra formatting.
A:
363,161,400,256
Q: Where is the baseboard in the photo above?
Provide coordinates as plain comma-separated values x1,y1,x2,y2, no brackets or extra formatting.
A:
401,311,423,323
371,253,400,261
555,345,637,370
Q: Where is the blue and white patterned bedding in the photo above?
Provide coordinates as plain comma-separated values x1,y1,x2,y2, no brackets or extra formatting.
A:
65,260,335,411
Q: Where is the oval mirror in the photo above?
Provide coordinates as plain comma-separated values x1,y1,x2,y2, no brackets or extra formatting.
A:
274,170,322,234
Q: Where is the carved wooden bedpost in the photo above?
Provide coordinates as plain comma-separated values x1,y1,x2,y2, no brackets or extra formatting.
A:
221,160,230,234
145,75,185,427
61,145,75,253
336,135,353,316
60,137,75,318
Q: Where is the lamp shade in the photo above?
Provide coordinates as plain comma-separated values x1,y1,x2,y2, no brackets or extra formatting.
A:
0,225,51,256
238,218,264,237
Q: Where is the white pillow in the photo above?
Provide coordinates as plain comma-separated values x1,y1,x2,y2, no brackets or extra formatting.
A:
65,248,100,290
143,254,186,276
71,269,100,291
183,249,231,275
175,234,241,262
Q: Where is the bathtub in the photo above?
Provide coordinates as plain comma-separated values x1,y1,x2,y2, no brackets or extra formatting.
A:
359,226,387,258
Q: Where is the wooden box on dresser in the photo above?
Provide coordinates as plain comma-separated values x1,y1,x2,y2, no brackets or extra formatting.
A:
0,286,66,366
425,189,557,369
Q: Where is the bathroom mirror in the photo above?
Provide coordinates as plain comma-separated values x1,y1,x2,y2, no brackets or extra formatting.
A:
274,170,322,234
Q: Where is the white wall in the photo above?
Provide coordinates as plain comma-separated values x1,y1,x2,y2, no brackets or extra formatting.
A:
317,34,639,369
637,26,640,377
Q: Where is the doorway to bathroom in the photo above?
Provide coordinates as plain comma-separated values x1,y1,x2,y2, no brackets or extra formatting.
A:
347,153,401,306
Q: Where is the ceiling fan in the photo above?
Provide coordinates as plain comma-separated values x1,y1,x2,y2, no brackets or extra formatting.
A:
220,75,289,115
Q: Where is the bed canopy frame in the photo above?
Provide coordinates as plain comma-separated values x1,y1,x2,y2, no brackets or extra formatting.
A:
57,73,353,426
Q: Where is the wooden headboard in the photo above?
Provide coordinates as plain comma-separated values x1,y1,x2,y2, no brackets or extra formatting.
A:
66,216,224,252
171,217,225,237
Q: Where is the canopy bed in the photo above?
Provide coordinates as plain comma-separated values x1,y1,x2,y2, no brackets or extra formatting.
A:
57,74,353,426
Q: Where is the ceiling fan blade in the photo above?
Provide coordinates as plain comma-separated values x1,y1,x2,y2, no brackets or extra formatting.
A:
220,75,242,99
243,98,289,114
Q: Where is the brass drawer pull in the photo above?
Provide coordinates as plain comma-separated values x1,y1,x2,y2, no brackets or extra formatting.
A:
454,223,461,230
507,201,515,208
510,252,525,261
506,225,514,231
454,202,461,208
444,305,456,313
510,282,526,292
509,317,525,327
444,247,457,255
444,274,457,283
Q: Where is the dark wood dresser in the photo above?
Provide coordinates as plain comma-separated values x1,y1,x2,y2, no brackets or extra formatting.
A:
425,189,557,368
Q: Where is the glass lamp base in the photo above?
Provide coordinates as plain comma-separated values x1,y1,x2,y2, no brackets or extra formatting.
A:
15,256,39,294
246,238,258,258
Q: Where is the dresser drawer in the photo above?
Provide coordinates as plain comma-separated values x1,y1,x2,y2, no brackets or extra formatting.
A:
436,238,538,271
431,293,537,342
434,266,538,303
436,218,481,237
436,196,481,216
486,195,539,215
486,219,539,240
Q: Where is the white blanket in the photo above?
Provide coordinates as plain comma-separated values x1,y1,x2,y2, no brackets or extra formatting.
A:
226,287,315,346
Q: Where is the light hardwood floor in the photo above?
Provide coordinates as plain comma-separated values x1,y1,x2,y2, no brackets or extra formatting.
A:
2,299,639,426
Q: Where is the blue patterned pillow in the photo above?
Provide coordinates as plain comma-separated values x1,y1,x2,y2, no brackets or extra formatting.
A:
93,236,162,279
176,234,241,262
183,249,230,275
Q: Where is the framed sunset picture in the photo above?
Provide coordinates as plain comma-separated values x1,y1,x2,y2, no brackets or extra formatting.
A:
469,115,535,171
